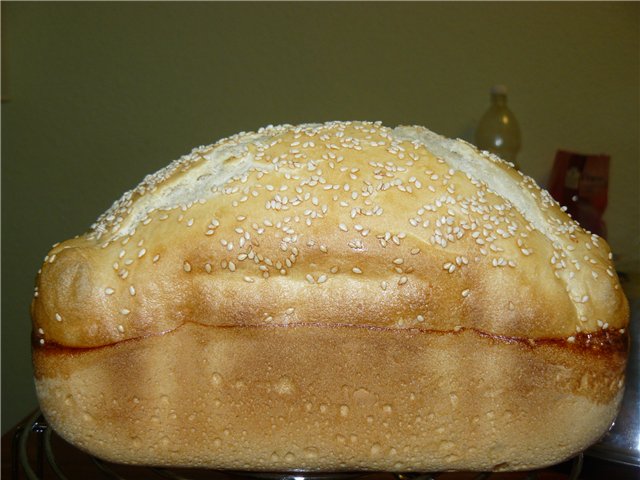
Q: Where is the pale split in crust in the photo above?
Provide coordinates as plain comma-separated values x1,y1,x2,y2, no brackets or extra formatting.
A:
31,121,629,471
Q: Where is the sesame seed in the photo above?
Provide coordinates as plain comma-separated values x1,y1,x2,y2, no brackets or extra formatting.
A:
138,248,146,258
462,289,470,297
380,281,388,291
352,267,363,274
567,336,575,343
105,287,115,295
416,315,424,322
205,263,212,273
317,274,328,284
306,274,315,284
39,339,45,345
117,325,125,333
339,223,348,232
393,258,404,265
55,313,62,322
243,276,254,283
398,276,408,285
120,309,130,315
153,254,160,263
183,261,192,272
228,261,236,272
129,286,136,296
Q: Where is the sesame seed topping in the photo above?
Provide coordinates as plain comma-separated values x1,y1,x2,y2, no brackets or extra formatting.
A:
82,121,619,348
129,286,136,296
120,308,130,315
117,325,125,333
55,313,62,322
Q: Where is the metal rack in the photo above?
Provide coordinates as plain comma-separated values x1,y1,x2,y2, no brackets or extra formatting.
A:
12,410,583,480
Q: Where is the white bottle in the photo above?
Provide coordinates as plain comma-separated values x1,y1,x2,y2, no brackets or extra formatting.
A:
475,85,522,168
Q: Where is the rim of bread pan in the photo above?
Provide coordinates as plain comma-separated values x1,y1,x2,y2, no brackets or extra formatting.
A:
14,409,584,480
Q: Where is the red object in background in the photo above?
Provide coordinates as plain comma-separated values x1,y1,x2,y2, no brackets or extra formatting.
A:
548,150,610,239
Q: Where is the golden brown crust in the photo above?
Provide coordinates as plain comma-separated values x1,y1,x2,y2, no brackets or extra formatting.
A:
31,121,630,470
32,122,629,349
34,323,626,471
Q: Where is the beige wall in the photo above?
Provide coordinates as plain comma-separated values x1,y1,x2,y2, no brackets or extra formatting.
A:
2,2,638,432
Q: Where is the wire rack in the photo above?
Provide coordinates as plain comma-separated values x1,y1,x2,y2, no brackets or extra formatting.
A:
11,410,583,480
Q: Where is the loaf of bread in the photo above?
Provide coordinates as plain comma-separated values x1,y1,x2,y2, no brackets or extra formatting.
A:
32,121,629,472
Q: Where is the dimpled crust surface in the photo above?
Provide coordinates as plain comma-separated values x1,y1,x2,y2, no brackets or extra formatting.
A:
32,121,629,471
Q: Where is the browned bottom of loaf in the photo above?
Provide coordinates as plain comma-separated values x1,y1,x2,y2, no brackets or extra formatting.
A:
33,323,625,472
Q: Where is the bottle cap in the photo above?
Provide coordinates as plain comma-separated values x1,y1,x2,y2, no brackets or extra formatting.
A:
491,84,508,96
